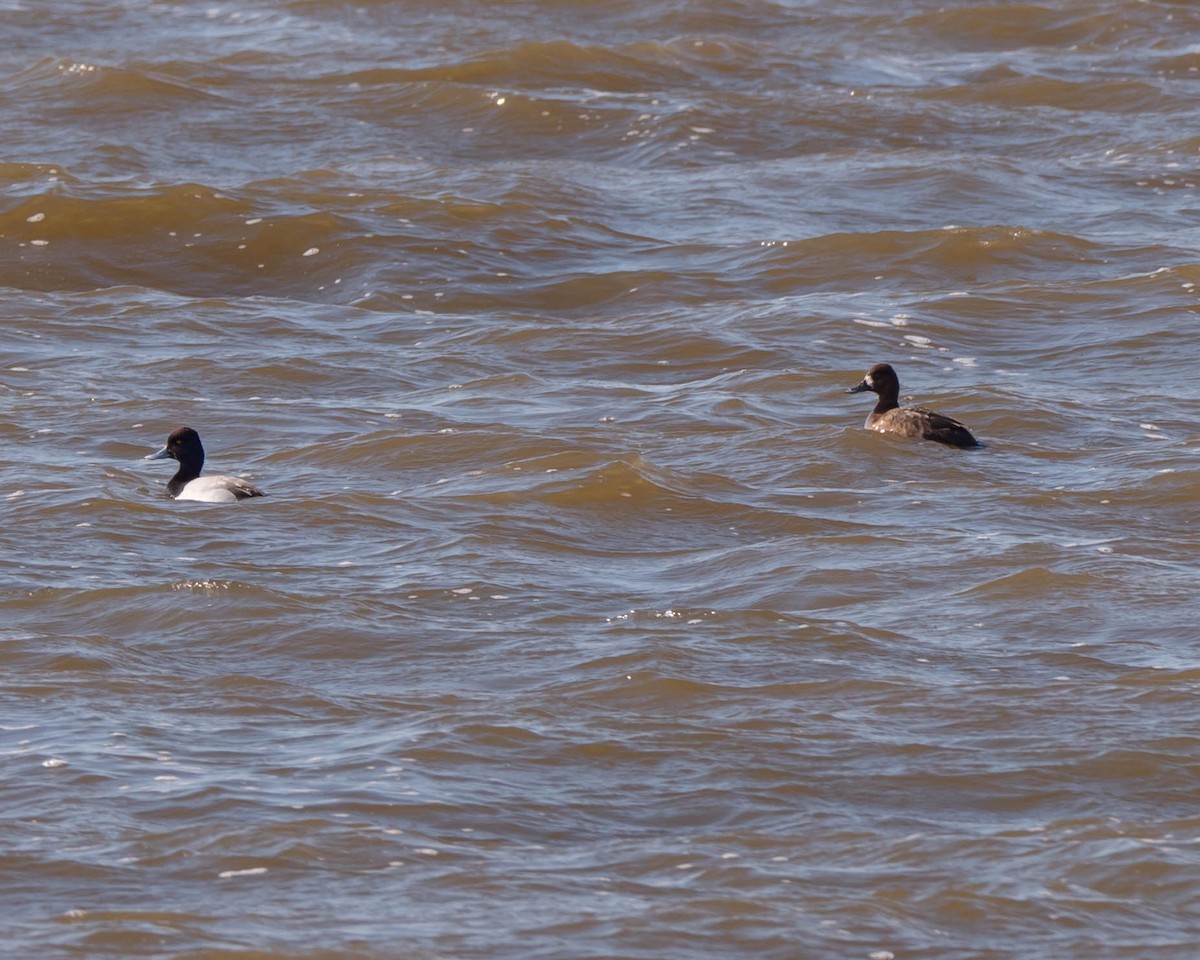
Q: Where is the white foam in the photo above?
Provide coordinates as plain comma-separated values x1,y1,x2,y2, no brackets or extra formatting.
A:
218,867,268,879
851,317,891,328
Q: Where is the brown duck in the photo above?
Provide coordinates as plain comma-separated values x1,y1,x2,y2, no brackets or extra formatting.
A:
846,363,978,448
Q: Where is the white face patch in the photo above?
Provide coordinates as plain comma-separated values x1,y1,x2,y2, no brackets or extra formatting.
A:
864,374,874,387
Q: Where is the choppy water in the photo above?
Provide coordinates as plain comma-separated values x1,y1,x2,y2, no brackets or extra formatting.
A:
3,1,1200,957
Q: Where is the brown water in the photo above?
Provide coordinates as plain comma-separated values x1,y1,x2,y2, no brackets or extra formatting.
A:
3,1,1200,957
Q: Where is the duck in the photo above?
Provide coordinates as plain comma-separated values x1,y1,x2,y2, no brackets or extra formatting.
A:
145,426,266,502
845,363,978,448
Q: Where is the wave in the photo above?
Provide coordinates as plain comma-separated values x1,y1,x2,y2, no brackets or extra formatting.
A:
9,57,224,105
0,173,1144,309
901,2,1154,51
336,35,792,94
918,74,1167,113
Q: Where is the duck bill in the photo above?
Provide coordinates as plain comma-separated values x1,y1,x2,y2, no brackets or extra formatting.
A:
845,379,871,394
145,446,173,461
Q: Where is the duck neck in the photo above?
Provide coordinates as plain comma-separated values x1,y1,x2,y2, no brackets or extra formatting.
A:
873,391,900,415
167,458,202,496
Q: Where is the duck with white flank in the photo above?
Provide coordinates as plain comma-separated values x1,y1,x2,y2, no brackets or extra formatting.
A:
846,363,978,448
145,426,266,502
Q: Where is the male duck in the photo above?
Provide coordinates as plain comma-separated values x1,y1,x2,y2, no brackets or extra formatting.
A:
846,363,978,448
145,426,266,502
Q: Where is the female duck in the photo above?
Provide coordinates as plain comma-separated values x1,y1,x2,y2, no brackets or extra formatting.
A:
846,363,978,448
145,426,266,502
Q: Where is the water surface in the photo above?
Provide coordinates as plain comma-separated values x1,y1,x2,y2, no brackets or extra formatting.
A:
3,1,1200,957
